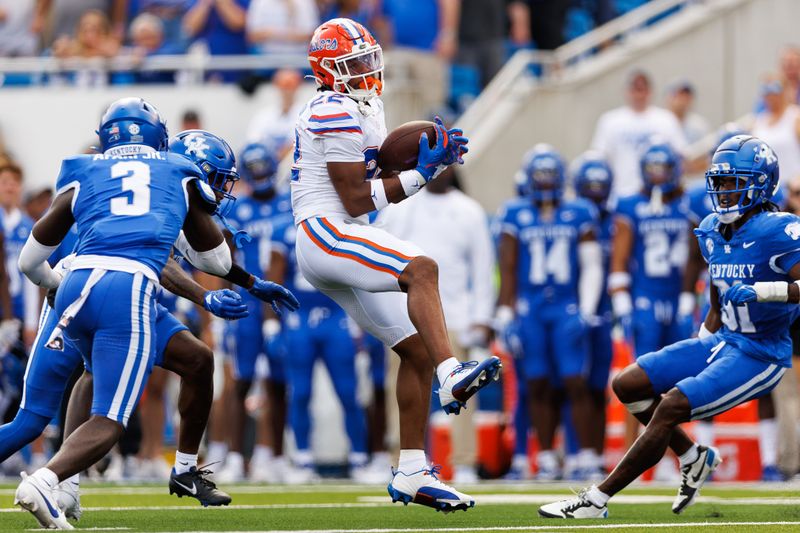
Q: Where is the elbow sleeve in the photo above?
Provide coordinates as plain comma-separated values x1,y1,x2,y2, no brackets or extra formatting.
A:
18,235,61,289
183,240,232,277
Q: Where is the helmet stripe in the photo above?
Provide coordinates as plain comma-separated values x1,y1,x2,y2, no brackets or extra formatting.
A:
340,19,364,44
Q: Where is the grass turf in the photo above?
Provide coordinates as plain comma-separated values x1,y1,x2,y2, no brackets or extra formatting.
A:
1,482,799,532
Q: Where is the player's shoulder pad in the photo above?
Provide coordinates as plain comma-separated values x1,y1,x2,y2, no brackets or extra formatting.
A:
760,211,800,241
306,93,362,135
611,193,641,218
55,154,94,192
694,212,719,237
168,153,216,212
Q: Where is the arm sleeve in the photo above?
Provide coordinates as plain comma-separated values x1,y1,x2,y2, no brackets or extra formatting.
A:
174,231,233,276
18,234,61,289
578,240,604,318
23,279,39,331
468,209,497,327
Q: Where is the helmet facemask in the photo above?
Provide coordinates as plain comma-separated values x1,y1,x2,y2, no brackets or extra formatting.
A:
320,43,384,102
706,172,768,224
201,161,239,217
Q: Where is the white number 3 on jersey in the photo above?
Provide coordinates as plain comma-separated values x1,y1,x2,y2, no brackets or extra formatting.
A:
110,161,151,216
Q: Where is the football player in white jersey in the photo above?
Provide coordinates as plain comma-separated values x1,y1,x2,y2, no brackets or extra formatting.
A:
291,18,502,512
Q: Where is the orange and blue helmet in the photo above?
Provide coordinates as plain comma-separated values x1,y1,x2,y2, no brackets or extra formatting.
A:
308,18,383,102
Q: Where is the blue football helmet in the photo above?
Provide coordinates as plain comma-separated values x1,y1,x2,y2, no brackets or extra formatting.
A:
97,97,168,152
640,140,682,194
239,143,279,195
521,144,565,203
711,122,748,156
572,151,613,205
169,130,239,216
706,135,779,224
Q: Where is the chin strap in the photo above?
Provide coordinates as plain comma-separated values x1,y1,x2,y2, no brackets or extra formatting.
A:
215,213,252,249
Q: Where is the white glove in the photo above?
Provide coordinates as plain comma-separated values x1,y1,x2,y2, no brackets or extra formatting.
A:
611,291,633,318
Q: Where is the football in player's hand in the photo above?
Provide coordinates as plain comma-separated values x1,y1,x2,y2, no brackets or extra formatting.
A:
377,120,437,173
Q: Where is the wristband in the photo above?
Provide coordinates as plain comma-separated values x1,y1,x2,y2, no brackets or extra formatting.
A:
698,323,712,339
753,281,789,302
678,291,695,316
369,179,390,210
398,169,426,197
607,272,631,291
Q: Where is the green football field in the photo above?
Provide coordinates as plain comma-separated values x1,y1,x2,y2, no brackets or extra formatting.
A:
2,482,799,532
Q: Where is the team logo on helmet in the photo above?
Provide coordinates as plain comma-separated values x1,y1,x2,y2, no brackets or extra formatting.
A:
128,123,140,135
183,132,210,159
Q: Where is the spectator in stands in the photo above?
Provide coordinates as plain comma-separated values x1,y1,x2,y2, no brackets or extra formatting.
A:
33,0,127,47
246,68,303,159
0,1,38,57
182,109,203,130
318,0,377,29
590,70,687,196
374,0,457,115
127,13,182,83
458,0,525,89
379,167,495,484
779,46,800,105
183,0,249,82
665,79,709,145
246,0,318,57
125,1,190,52
751,75,800,190
51,9,120,60
511,0,569,50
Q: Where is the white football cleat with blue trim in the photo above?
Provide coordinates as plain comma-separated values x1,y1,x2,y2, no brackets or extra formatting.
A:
388,465,475,513
538,487,608,519
438,356,502,414
14,472,74,529
673,445,721,514
54,479,82,521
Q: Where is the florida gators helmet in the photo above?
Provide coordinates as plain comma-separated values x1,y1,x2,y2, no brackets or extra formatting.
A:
572,151,613,205
239,143,279,195
521,144,565,203
705,135,779,224
98,97,168,153
640,140,682,194
169,130,239,215
308,18,383,102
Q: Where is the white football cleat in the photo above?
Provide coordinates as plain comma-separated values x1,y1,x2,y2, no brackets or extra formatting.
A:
388,465,475,513
673,445,721,514
538,487,608,519
438,357,502,415
14,472,74,529
54,479,82,521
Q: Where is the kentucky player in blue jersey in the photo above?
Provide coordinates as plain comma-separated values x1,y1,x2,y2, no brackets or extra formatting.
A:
608,141,695,359
570,151,615,479
496,144,603,480
270,213,369,481
11,100,296,529
540,135,799,519
215,142,293,482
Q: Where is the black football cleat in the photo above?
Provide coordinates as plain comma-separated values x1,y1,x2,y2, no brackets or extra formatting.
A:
169,465,232,507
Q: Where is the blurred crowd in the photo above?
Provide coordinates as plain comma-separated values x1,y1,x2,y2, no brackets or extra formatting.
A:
0,1,659,108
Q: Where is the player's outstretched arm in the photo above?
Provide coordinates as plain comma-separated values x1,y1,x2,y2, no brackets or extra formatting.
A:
18,191,75,289
608,215,634,318
160,257,249,320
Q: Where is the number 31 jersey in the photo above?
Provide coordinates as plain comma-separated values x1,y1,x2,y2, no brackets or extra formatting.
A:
290,90,386,226
695,210,800,366
498,198,597,304
55,151,204,279
614,193,695,299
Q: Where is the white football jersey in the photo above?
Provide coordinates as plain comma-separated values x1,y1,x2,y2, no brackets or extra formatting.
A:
290,90,387,225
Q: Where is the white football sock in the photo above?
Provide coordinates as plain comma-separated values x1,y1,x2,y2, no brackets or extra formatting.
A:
436,357,461,385
759,418,778,466
251,445,273,465
33,467,59,490
397,449,426,473
678,444,700,467
694,420,715,447
65,473,79,487
174,451,198,475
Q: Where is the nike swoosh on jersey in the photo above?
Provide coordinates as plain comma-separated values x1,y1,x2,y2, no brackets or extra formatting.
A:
173,480,197,495
743,241,755,248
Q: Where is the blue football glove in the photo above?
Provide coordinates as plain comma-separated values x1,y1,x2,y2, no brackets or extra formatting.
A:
415,123,450,182
724,283,757,306
433,116,469,166
248,278,300,316
203,289,249,320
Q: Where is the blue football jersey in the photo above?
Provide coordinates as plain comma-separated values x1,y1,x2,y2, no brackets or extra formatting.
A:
227,193,292,278
687,183,714,222
696,210,800,366
271,214,337,310
615,193,695,299
55,151,203,277
498,199,597,303
2,208,34,321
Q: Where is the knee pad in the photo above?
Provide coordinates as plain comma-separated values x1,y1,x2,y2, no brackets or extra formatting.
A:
624,398,654,414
